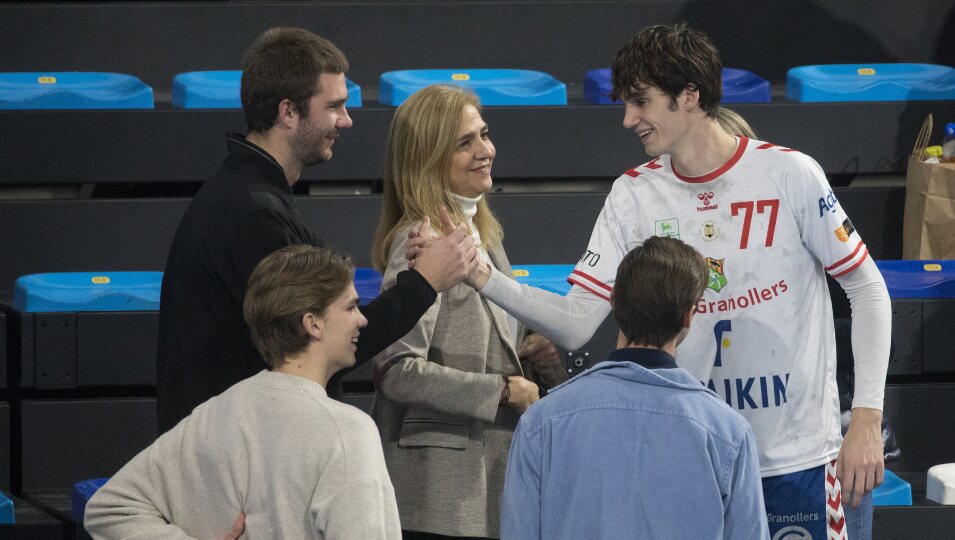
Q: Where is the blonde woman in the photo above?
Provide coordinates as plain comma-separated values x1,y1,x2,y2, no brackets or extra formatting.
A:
371,85,566,539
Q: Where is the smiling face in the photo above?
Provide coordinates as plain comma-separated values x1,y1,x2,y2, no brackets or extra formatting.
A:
292,72,353,167
622,84,691,157
447,104,495,198
317,283,367,373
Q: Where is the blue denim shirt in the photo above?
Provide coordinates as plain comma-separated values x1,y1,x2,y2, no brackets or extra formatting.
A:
501,348,769,539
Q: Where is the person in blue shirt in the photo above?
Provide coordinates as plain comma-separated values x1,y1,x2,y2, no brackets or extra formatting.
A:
500,235,769,540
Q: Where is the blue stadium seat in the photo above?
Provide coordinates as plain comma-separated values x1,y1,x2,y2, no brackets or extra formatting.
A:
875,260,955,299
872,470,913,506
511,264,574,295
0,491,13,524
786,64,955,102
354,267,383,306
0,72,153,110
172,70,362,109
721,68,771,103
379,69,567,106
583,68,770,104
13,272,162,313
71,478,109,522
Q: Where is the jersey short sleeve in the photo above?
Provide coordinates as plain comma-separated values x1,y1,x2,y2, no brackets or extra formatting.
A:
568,177,635,301
786,154,868,278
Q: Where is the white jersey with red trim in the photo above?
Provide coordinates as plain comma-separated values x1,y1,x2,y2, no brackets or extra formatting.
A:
571,137,867,476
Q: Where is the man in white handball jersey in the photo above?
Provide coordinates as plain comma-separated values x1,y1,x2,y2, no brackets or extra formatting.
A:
440,24,891,540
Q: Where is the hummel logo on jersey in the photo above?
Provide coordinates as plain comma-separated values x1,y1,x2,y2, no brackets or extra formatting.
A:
697,191,718,212
818,189,839,217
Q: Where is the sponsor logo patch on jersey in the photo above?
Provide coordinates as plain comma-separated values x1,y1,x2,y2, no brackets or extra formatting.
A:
697,191,718,212
701,220,718,241
655,218,680,239
706,257,727,292
818,188,839,217
834,218,855,242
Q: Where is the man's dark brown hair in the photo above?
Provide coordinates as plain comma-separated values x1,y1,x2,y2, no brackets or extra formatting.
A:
241,27,349,132
613,236,708,347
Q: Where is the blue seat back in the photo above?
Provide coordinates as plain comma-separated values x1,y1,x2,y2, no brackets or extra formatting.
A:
787,64,955,102
875,260,955,299
354,267,383,306
379,69,566,106
0,72,153,110
583,67,769,104
172,70,361,108
13,272,163,313
72,477,110,521
872,470,913,506
511,264,574,295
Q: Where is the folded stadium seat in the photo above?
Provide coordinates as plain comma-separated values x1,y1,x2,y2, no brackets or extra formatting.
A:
378,69,567,106
510,264,618,376
10,271,162,390
786,64,955,102
583,67,770,104
511,264,574,295
171,70,362,108
872,470,913,506
927,463,955,504
4,272,161,527
875,260,955,374
71,477,108,522
353,267,383,306
0,491,12,524
14,272,162,313
0,72,153,109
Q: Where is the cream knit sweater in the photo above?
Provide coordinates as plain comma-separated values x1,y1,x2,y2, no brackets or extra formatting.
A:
85,370,400,539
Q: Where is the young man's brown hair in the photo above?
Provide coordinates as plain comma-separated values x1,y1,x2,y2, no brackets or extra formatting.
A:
612,236,708,347
241,27,349,132
243,244,354,367
610,23,723,116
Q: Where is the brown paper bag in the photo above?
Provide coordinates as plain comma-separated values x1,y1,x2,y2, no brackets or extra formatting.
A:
902,114,955,259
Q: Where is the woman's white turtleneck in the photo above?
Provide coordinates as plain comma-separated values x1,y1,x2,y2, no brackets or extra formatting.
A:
449,192,519,347
450,192,490,264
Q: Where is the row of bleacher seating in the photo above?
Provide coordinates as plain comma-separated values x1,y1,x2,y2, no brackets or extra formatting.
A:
6,261,955,529
3,64,955,109
9,261,955,389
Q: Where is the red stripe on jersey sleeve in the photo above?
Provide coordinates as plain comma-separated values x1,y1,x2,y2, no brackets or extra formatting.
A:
825,240,864,271
567,276,611,302
830,248,869,278
756,142,777,150
570,270,613,293
624,168,640,178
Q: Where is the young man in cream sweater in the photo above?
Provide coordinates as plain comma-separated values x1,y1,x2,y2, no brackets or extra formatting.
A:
86,245,400,539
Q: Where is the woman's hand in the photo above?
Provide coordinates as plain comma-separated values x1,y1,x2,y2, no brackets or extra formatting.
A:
506,376,540,413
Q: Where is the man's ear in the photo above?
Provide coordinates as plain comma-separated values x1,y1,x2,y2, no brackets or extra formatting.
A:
682,304,696,329
302,312,323,341
276,99,299,130
682,84,700,111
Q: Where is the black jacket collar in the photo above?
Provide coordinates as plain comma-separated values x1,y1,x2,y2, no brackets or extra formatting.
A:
224,132,291,194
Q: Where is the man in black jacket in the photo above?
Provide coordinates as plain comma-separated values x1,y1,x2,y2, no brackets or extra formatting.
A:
157,27,478,432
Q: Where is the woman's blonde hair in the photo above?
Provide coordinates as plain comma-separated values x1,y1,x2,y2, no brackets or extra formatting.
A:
372,85,503,271
715,106,757,139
